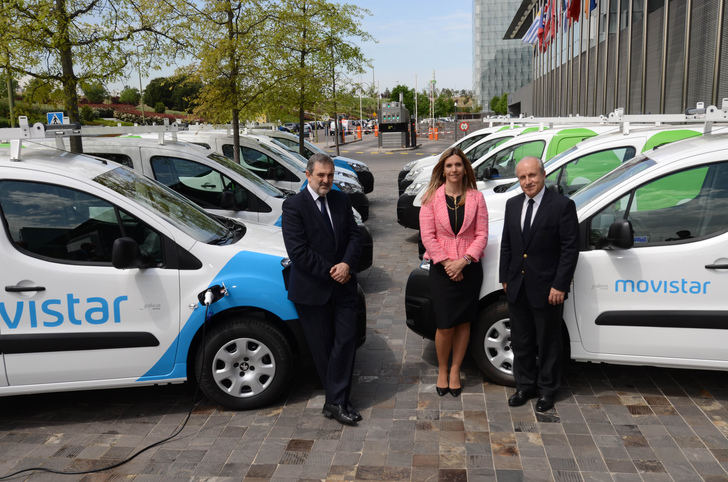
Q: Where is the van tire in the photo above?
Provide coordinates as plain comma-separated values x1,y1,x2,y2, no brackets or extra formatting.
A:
470,300,516,387
195,318,293,410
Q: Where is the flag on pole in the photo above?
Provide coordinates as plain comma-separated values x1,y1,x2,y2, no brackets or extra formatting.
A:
584,0,597,19
567,0,582,22
523,8,543,45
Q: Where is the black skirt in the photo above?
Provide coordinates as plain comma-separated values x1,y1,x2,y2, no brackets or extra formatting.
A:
429,260,483,329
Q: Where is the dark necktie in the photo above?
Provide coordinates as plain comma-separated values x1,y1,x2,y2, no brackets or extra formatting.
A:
522,198,534,242
319,196,334,236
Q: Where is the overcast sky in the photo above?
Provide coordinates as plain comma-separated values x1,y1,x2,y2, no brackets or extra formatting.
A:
113,1,473,94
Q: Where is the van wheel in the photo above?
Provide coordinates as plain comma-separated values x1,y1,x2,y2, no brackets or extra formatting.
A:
470,300,516,386
195,318,293,410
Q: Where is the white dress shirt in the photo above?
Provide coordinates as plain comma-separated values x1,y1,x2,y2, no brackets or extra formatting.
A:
307,184,333,228
520,185,546,230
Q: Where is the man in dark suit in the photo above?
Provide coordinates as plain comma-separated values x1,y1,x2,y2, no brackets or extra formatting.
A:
282,153,362,425
499,156,579,412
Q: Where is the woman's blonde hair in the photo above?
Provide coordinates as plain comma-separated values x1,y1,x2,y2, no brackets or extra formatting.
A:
421,147,477,205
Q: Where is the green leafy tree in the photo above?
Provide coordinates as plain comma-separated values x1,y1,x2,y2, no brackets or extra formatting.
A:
4,0,183,152
489,95,500,114
389,84,414,112
154,101,166,113
119,86,141,105
498,93,508,115
270,0,371,154
24,77,61,105
81,80,107,103
142,77,169,108
168,0,277,163
434,94,454,118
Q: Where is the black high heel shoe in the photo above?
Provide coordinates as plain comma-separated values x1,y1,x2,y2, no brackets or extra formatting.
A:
436,386,450,396
449,387,462,397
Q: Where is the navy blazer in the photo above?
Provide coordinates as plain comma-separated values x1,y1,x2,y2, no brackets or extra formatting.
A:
499,188,579,308
281,189,361,306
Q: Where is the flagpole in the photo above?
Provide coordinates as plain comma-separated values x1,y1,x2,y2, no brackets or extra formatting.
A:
713,0,724,106
585,3,591,116
682,0,692,112
659,0,669,113
626,0,633,113
602,0,611,114
592,1,600,115
614,0,622,111
578,8,584,115
568,13,574,115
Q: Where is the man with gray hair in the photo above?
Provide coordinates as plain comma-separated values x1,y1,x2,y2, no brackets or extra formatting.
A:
499,156,579,412
282,153,362,425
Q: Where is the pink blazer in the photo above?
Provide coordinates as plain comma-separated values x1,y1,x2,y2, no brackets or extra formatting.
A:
420,185,488,264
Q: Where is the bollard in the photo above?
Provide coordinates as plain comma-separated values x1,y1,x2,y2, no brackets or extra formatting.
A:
357,125,362,139
434,127,439,141
374,124,379,137
428,127,433,140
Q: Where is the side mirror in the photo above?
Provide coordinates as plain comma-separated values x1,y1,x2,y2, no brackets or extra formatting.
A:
482,166,499,179
220,190,236,210
112,237,142,269
607,219,634,249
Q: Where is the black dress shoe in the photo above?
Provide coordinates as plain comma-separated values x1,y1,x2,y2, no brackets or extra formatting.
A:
535,396,555,412
449,387,462,397
436,386,450,396
322,402,357,425
508,389,538,407
346,402,363,422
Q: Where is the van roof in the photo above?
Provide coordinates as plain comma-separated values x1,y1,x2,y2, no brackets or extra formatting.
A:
0,143,117,180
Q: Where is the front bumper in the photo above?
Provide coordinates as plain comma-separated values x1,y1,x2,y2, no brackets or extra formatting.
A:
404,265,435,340
396,194,420,229
348,192,369,221
357,224,374,272
356,171,374,194
398,179,413,197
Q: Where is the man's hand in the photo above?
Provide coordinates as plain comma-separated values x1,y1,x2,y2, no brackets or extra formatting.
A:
502,282,507,293
330,262,351,284
548,288,565,305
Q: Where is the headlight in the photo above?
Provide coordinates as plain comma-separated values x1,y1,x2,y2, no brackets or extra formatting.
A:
404,181,425,196
337,182,362,194
351,163,369,173
340,170,359,182
404,168,422,181
403,160,418,171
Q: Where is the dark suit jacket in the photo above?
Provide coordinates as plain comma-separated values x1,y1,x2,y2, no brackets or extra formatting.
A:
282,189,361,306
499,188,579,308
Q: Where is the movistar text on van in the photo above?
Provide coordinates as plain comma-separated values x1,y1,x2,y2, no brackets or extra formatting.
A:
614,278,710,295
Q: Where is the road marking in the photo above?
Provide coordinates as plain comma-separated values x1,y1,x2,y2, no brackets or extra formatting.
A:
356,152,364,154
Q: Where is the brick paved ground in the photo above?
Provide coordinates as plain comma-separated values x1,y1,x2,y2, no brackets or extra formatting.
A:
0,136,727,481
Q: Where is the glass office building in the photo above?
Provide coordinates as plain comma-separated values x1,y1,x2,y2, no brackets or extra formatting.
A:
505,0,728,116
473,0,534,111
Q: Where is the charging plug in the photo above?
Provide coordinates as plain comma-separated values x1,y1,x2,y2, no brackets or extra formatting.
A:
197,284,227,306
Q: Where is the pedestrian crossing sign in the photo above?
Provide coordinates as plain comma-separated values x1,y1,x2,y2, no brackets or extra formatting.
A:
47,112,64,125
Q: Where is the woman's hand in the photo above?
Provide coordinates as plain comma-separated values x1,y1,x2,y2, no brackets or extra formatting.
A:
444,258,467,281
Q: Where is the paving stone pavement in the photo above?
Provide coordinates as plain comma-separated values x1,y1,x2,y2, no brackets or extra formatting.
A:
0,136,727,481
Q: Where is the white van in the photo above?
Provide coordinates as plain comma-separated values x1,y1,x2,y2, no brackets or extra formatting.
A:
0,135,365,409
175,131,370,220
406,132,728,385
44,136,374,272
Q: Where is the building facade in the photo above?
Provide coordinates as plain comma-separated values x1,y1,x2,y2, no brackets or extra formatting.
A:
505,0,728,116
473,0,534,111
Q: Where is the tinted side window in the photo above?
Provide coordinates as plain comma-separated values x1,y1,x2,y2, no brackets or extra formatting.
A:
479,140,545,179
240,147,296,182
546,146,636,196
0,181,162,265
588,162,728,247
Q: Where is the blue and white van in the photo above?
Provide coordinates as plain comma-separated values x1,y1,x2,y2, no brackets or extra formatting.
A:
0,127,365,409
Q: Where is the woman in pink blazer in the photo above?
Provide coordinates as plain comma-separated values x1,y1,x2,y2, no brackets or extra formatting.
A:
419,147,488,397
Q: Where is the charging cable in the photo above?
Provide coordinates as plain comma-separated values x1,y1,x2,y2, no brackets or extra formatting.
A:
0,285,227,480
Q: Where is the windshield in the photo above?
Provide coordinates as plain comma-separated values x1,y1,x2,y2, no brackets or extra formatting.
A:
256,141,306,172
94,166,230,244
207,152,285,198
571,155,657,210
543,146,578,170
270,138,309,164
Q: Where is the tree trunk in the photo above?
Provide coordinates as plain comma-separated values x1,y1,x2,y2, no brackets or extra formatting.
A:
4,64,14,128
56,0,82,153
227,3,241,165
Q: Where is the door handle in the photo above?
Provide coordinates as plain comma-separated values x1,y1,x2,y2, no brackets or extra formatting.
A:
5,285,46,292
705,263,728,269
201,183,216,189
